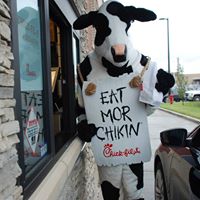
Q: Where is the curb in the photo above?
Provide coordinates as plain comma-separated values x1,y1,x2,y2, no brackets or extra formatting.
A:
159,108,200,124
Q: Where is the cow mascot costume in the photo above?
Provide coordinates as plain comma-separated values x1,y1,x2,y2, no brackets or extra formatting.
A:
73,1,174,200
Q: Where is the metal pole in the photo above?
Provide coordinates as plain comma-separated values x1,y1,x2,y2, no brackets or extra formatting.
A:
159,18,171,96
159,18,170,73
166,18,170,73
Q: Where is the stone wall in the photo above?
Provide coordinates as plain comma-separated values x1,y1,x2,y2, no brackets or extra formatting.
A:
58,1,104,200
73,0,102,60
58,144,103,200
0,0,22,199
0,0,103,199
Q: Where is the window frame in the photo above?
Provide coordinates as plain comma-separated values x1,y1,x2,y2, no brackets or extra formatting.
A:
11,0,55,197
10,0,80,198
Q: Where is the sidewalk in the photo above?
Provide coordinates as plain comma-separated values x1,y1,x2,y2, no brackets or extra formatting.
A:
143,109,199,200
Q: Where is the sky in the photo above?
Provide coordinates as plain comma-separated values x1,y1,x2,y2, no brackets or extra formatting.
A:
17,0,200,74
118,0,200,74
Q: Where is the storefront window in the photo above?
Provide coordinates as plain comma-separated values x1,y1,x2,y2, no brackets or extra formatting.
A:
13,0,80,197
17,0,48,173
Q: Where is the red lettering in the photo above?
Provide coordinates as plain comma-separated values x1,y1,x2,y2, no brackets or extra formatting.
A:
103,143,141,158
28,119,37,126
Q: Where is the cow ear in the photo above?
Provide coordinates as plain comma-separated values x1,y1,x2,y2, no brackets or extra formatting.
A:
125,6,157,22
73,11,98,30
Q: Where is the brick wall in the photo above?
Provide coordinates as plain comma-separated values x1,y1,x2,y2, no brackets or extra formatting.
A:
0,0,22,199
58,144,103,200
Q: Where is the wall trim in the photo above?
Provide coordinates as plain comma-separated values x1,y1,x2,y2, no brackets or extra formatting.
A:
68,0,80,17
29,138,83,200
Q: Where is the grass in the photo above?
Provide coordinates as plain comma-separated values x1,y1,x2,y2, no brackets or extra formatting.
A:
160,101,200,120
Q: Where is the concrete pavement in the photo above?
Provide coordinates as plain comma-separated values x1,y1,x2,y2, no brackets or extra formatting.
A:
143,109,199,200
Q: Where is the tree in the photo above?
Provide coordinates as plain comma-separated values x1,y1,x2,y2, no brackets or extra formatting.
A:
175,58,187,102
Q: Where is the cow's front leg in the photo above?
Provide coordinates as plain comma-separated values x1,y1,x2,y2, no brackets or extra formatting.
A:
77,119,97,142
155,69,175,95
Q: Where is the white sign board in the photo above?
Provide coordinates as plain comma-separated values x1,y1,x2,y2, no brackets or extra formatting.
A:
24,107,40,153
83,74,151,166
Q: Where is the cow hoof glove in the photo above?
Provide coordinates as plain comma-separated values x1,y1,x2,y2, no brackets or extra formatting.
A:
129,76,142,88
85,82,97,96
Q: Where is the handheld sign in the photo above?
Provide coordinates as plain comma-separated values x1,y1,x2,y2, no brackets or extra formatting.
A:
82,74,151,166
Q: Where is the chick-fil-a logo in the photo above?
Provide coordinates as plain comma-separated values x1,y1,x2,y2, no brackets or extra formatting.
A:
103,143,141,158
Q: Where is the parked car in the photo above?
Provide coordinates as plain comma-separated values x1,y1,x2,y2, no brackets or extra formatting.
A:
185,90,200,101
154,125,200,200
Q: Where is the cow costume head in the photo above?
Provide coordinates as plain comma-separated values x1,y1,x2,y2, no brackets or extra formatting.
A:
73,0,156,70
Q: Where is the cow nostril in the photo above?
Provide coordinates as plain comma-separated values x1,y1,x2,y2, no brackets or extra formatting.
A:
111,44,126,56
111,44,127,63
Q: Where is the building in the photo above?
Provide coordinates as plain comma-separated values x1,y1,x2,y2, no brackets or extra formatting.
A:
175,58,200,90
0,0,103,199
185,73,200,89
